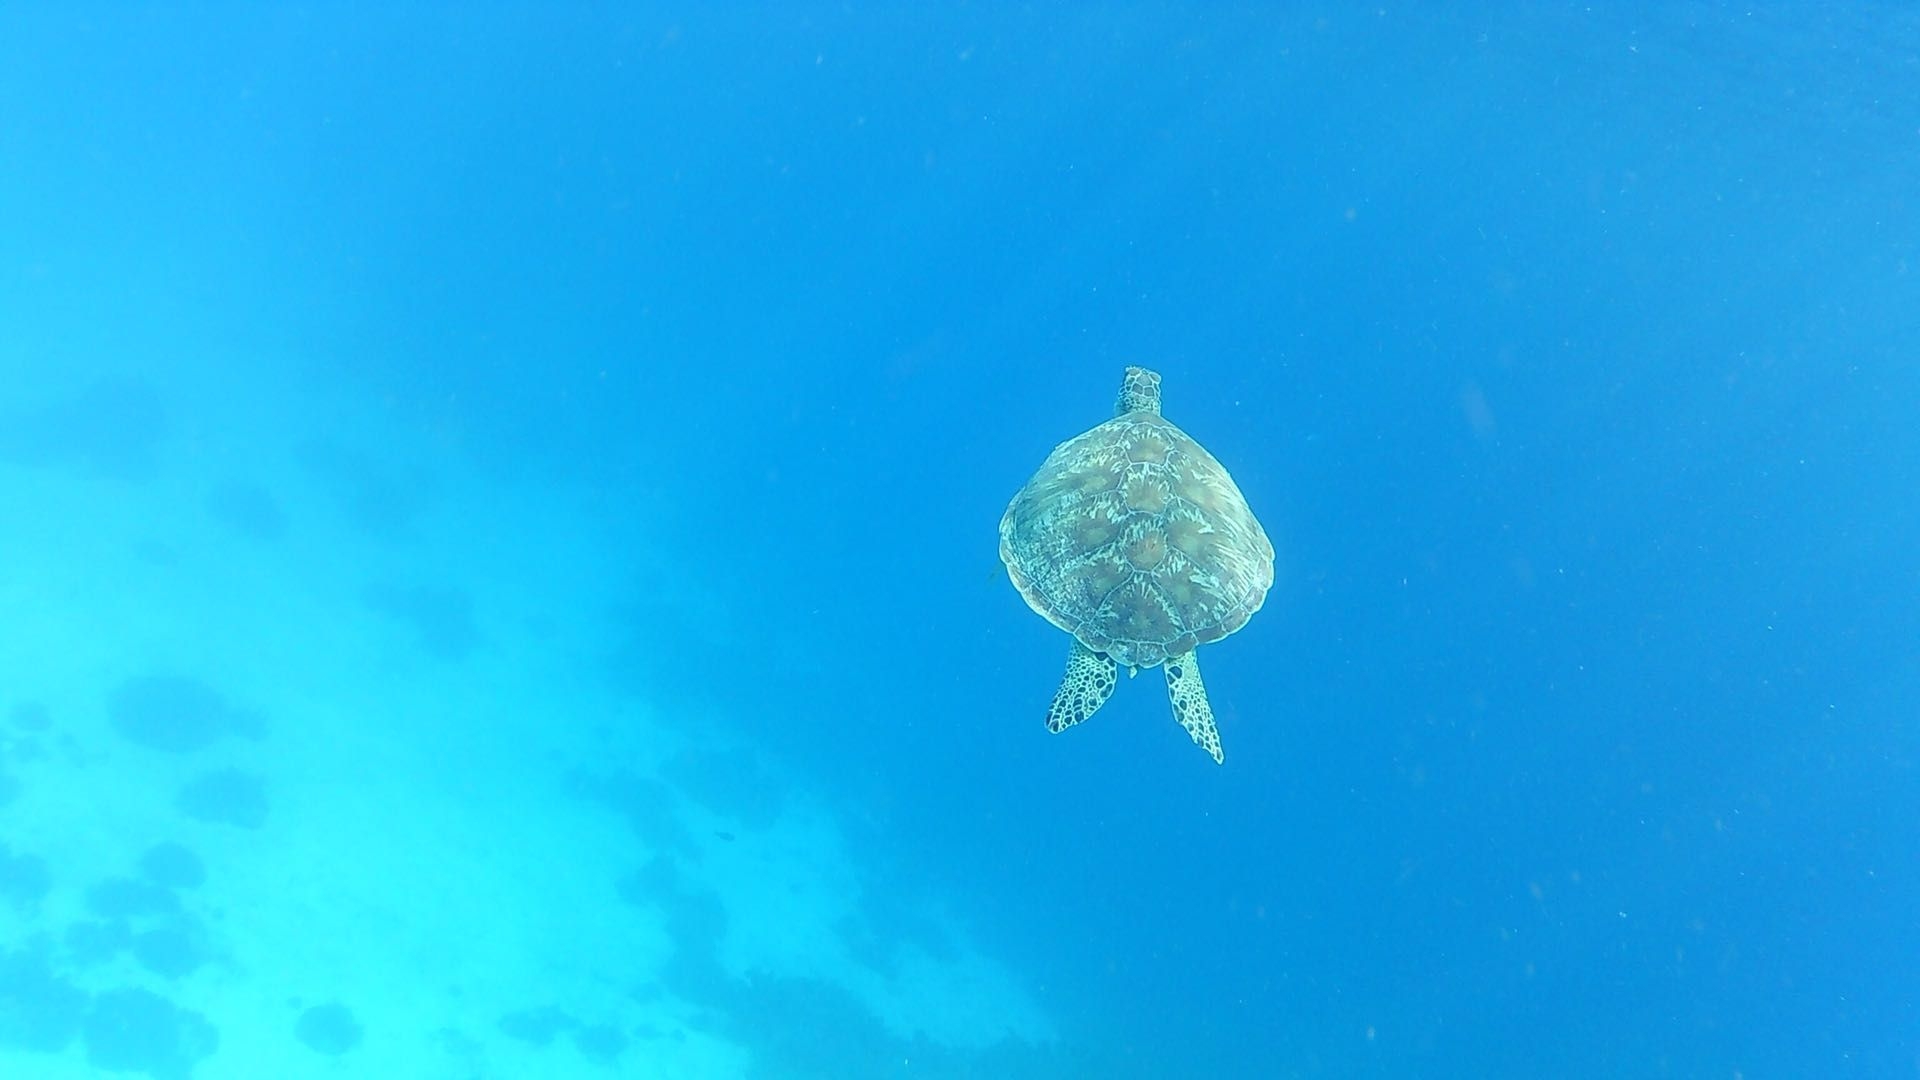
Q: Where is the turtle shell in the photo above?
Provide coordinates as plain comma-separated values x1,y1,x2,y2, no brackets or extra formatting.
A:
999,411,1273,669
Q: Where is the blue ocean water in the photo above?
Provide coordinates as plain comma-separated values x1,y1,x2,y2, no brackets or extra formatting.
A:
1,5,1916,1077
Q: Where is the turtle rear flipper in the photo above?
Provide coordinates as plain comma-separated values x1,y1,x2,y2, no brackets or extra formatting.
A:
1045,640,1116,733
1165,651,1223,764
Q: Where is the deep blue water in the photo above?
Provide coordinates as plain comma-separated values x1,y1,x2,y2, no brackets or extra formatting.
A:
2,5,1917,1078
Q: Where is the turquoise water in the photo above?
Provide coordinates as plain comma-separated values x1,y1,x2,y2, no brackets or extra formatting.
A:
1,6,1916,1078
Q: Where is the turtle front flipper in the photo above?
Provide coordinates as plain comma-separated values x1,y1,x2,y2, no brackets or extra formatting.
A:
1164,651,1224,764
1046,640,1117,733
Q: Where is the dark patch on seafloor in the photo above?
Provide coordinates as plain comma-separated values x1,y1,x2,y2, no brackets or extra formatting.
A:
66,919,135,966
496,1006,628,1064
205,482,286,541
497,1004,575,1047
663,746,788,831
8,702,51,732
364,582,480,661
5,738,50,768
295,1001,363,1055
574,1022,628,1063
83,986,219,1079
175,769,270,829
0,842,229,1075
0,378,168,482
7,701,54,770
139,843,206,890
131,922,208,980
107,676,264,754
0,944,88,1053
834,868,961,981
433,1026,486,1071
612,855,1079,1080
69,848,213,975
295,439,435,540
569,770,698,859
0,845,52,910
86,877,180,920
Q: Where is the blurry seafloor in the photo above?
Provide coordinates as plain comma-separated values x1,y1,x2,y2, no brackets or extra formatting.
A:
0,367,1053,1079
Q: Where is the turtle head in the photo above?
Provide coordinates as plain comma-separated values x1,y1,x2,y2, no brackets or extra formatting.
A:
1115,366,1163,417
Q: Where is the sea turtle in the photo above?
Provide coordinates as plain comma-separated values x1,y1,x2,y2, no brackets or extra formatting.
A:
999,366,1273,764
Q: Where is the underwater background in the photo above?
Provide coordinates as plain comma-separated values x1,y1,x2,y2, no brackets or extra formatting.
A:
1,5,1916,1078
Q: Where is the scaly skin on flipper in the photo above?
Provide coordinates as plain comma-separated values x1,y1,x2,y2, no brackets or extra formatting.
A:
1164,650,1222,764
1046,639,1118,733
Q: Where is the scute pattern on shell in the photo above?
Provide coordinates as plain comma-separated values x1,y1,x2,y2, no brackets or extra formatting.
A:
1000,412,1274,669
